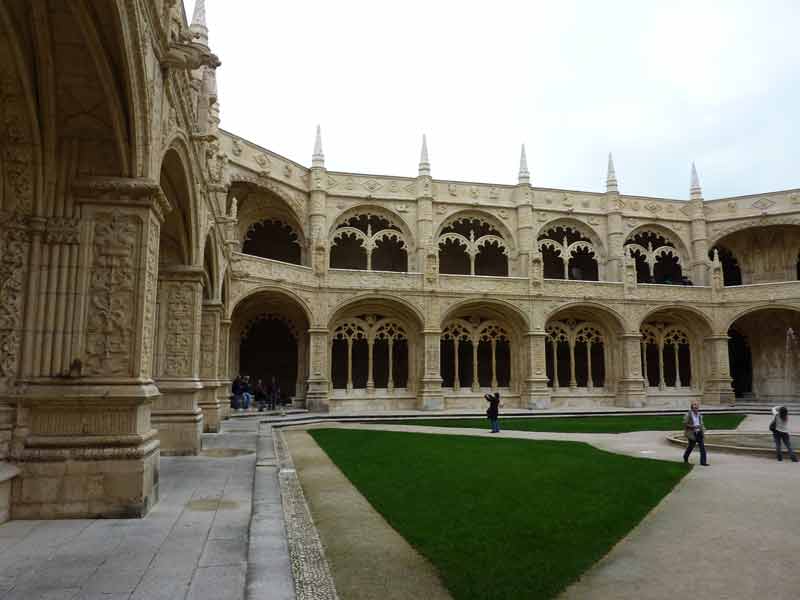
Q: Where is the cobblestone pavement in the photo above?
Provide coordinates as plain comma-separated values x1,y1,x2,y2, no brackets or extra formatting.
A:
0,420,264,600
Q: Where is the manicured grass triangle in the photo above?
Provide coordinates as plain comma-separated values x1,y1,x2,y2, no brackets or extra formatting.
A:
310,429,690,600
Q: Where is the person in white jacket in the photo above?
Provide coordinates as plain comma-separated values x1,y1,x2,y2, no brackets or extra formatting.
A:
770,406,798,462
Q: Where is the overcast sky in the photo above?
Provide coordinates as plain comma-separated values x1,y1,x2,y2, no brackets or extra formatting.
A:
187,0,800,199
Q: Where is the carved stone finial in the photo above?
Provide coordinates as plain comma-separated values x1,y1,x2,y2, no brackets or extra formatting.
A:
418,134,430,177
691,161,703,200
606,152,618,193
312,125,325,169
518,144,530,185
190,0,208,46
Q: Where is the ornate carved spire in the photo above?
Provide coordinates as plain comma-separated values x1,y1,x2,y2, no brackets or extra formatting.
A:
418,134,430,177
606,152,618,193
190,0,209,46
690,161,703,200
312,125,325,169
518,144,530,185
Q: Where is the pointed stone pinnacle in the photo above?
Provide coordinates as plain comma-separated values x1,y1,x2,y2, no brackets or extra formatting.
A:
691,162,703,199
606,152,618,193
312,125,324,168
418,134,430,177
191,0,209,46
518,144,530,185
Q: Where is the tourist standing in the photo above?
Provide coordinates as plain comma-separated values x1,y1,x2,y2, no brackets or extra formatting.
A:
770,406,798,462
268,376,281,411
683,401,709,466
241,376,252,410
231,376,243,411
254,379,267,412
485,392,501,433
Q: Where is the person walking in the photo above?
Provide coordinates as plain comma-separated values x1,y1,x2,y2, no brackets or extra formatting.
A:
770,406,798,462
683,401,709,466
485,392,501,433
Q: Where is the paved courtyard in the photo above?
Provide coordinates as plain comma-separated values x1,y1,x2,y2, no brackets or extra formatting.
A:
0,411,797,599
0,420,268,600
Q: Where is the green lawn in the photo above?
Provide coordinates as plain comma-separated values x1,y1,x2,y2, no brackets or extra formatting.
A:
309,428,690,600
369,413,745,434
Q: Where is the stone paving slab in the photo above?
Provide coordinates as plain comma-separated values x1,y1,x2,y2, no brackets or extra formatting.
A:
0,421,261,600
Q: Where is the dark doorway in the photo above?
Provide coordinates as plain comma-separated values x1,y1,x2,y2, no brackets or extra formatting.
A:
240,317,297,400
728,329,753,397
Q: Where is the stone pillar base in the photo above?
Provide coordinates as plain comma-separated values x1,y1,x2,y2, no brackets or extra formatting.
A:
305,380,329,413
526,379,551,409
216,383,231,420
10,383,160,519
153,382,203,456
616,378,646,407
703,382,735,405
198,385,221,433
420,378,444,410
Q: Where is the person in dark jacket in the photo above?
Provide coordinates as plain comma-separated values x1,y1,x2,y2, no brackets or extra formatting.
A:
254,379,267,412
231,376,243,410
268,376,280,410
485,392,501,433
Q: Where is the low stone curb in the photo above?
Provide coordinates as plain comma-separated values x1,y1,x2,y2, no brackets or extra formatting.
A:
245,427,296,600
273,429,339,600
666,432,778,457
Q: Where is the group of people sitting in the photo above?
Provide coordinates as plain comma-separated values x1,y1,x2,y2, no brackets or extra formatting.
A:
231,375,284,411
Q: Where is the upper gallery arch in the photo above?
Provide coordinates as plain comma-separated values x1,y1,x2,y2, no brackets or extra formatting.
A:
436,210,515,277
329,205,414,272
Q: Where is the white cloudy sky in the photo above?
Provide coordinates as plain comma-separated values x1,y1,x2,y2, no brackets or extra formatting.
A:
187,0,799,199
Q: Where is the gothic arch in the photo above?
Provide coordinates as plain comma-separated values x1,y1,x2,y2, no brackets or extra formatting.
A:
228,175,306,234
441,298,530,333
435,209,517,253
159,143,198,267
436,210,515,276
328,294,425,334
328,296,423,394
723,303,800,333
637,305,714,335
536,218,606,259
230,287,311,402
229,179,308,265
709,217,800,247
229,285,313,324
544,302,626,334
625,223,690,263
625,224,689,284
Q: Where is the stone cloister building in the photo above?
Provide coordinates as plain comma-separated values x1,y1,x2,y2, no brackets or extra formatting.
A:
1,0,800,520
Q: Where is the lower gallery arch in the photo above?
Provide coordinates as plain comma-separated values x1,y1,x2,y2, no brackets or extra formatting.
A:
727,307,800,403
327,299,422,411
639,308,711,406
439,302,526,409
229,291,310,406
544,306,623,407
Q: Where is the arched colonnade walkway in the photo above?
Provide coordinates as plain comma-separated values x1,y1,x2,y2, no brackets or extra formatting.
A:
221,294,800,411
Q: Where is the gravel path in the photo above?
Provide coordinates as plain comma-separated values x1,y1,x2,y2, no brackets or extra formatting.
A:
284,429,452,600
